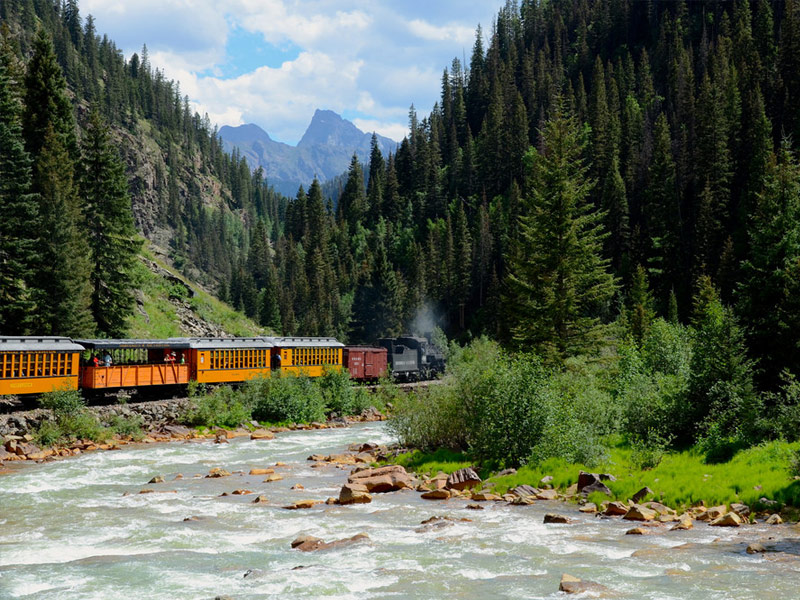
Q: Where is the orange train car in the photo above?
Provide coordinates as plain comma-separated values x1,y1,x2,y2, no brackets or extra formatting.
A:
0,337,84,396
76,338,194,391
190,337,274,384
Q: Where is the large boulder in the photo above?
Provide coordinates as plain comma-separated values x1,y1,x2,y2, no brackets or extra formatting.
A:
339,483,372,505
348,465,412,493
632,486,655,503
510,485,539,497
624,505,658,521
559,573,614,595
446,467,481,491
730,503,750,518
697,505,726,521
710,512,742,527
544,513,574,524
670,514,694,531
765,514,783,525
536,489,559,500
421,489,451,500
604,501,629,516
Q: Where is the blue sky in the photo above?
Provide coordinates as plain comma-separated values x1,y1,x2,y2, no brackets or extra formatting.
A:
81,1,506,144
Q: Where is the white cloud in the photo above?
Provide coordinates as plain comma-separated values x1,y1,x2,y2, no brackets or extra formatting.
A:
81,0,505,144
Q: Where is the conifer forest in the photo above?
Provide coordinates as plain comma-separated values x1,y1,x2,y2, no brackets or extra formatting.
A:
1,0,800,403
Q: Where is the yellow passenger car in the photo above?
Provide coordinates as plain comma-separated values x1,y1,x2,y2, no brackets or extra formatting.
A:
190,338,275,384
0,337,84,396
270,337,344,377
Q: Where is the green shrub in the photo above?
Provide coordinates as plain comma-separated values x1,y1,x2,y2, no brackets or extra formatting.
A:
249,374,326,424
109,414,145,440
182,385,252,428
317,367,373,416
36,389,109,443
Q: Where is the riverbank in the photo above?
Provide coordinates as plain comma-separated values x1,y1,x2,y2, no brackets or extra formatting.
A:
381,440,800,525
0,395,385,469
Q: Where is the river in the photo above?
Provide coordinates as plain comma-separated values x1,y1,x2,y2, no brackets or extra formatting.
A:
1,422,798,599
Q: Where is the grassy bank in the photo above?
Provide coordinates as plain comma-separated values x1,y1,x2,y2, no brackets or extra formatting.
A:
390,439,800,514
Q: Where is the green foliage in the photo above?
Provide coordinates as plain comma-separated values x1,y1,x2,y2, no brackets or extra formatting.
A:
317,367,372,416
107,414,144,441
391,449,475,477
182,385,251,429
35,389,108,443
248,375,326,424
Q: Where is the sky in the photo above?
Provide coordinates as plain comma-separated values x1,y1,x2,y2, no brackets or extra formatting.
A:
81,1,506,145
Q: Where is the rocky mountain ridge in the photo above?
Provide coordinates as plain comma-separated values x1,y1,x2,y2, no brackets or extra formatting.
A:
220,109,398,196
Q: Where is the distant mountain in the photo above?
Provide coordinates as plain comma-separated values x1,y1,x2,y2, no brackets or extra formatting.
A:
220,110,398,197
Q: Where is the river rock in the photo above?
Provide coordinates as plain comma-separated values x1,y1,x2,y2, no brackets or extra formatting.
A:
27,449,54,460
510,495,536,506
632,486,655,503
327,453,358,465
249,468,274,475
604,501,629,516
430,472,450,490
250,430,275,440
644,502,675,515
766,514,783,525
710,512,742,527
581,480,612,496
543,513,573,524
307,454,326,462
446,467,481,491
670,514,694,531
339,483,372,505
730,503,750,518
148,475,165,484
510,485,539,497
539,475,554,487
421,489,451,500
579,503,598,513
536,489,559,500
0,447,17,461
283,499,323,510
348,465,412,493
624,504,658,521
252,495,268,504
232,489,252,495
14,441,40,456
466,503,484,510
746,543,767,554
496,468,517,477
206,467,231,478
471,491,502,501
697,505,727,521
292,533,370,552
577,471,600,491
626,527,653,535
559,573,614,595
759,497,778,508
263,474,284,482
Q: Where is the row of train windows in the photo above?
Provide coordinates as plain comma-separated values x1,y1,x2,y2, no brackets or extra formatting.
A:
292,347,340,366
1,352,75,379
209,349,270,370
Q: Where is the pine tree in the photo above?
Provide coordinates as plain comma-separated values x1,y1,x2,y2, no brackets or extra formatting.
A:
79,110,141,337
0,63,39,333
627,264,654,345
503,101,617,362
738,139,800,386
34,126,94,336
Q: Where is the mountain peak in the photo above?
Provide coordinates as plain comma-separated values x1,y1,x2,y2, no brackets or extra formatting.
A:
298,109,365,149
218,123,273,144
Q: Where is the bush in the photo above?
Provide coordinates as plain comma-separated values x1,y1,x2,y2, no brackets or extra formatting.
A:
629,430,672,470
108,414,145,440
249,375,326,424
317,367,374,416
35,389,109,443
182,385,251,429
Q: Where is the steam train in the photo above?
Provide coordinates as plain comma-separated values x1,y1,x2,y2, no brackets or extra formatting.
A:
0,334,444,398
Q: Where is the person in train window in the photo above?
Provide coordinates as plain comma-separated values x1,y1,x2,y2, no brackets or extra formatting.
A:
104,352,112,367
93,355,100,367
271,352,282,371
179,353,185,364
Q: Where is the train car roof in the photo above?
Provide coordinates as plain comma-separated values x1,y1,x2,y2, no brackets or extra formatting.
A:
270,337,344,348
75,338,193,350
187,338,274,350
0,336,86,352
344,346,387,352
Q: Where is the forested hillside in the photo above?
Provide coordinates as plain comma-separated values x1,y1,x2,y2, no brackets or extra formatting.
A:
0,0,285,338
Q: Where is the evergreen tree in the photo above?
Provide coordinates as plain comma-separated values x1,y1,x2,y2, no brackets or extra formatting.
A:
503,102,617,362
79,109,141,337
0,63,39,333
34,126,94,336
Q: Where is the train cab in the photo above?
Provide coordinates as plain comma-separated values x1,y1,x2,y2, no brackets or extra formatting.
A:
270,337,344,377
0,337,84,396
76,338,193,391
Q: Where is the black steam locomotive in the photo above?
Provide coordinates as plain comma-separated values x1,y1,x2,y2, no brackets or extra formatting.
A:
377,335,446,381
